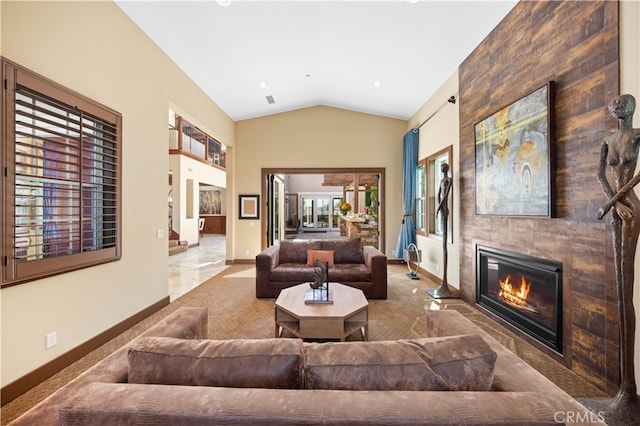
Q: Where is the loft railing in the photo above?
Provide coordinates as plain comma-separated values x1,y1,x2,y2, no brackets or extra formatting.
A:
169,116,226,169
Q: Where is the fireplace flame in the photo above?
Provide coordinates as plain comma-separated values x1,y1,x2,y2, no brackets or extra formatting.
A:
498,275,538,313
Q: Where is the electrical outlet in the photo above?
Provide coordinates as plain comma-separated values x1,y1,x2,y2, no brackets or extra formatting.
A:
45,331,57,349
156,228,164,239
436,264,440,272
244,249,250,256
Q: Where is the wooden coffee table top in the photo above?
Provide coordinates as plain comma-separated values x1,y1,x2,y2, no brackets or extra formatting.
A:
275,283,369,341
275,283,368,318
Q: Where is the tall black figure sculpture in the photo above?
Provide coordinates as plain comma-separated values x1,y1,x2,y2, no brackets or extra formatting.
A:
596,93,640,425
427,162,460,299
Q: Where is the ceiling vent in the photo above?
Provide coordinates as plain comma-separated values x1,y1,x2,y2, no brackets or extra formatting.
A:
266,95,275,105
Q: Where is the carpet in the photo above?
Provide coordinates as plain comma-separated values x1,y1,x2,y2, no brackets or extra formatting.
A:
0,263,607,425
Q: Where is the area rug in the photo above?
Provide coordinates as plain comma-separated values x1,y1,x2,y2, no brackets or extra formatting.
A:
0,263,607,425
175,263,431,342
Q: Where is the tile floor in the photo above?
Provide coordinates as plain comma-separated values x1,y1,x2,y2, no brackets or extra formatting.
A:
168,234,227,301
167,231,348,301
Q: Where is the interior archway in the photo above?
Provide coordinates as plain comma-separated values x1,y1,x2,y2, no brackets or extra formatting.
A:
261,167,385,252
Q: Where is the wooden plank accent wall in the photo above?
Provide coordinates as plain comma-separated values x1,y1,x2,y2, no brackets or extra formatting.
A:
458,0,619,394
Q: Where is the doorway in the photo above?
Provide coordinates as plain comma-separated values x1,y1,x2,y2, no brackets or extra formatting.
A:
266,174,285,246
261,168,385,251
299,195,346,232
301,195,331,232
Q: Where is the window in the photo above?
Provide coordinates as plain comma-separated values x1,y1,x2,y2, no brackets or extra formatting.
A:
2,59,122,286
427,146,452,239
415,160,426,235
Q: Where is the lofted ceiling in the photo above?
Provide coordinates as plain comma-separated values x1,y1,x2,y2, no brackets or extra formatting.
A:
115,1,516,122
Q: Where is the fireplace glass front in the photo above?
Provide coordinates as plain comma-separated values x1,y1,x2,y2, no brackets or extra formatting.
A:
477,245,563,354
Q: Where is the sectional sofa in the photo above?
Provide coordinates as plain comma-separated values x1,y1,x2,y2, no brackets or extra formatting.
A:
9,306,602,425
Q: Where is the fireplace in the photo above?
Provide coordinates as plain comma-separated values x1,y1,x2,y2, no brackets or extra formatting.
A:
476,246,563,354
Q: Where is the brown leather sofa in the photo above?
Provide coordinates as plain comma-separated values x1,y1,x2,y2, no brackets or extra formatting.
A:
255,238,387,299
10,307,600,425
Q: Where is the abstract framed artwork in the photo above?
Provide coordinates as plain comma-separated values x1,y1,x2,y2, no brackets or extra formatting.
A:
239,194,260,220
475,81,555,217
199,189,222,215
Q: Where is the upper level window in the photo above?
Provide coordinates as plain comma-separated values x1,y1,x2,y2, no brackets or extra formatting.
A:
2,59,122,286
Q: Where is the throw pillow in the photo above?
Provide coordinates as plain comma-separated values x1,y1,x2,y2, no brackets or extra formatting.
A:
306,250,335,267
304,335,496,391
128,337,304,389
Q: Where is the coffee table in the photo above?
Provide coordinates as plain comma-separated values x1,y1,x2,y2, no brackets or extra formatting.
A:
275,283,369,341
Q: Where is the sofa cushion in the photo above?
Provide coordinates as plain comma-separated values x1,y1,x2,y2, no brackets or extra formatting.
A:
306,250,335,267
304,335,496,391
59,383,561,426
128,337,304,389
321,238,364,264
328,264,371,282
279,240,321,264
271,264,317,282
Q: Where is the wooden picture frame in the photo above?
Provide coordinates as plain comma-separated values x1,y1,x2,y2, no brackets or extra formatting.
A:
239,194,260,220
474,82,555,217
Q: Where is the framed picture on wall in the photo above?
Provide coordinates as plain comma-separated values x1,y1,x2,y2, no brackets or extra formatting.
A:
199,189,222,215
239,194,260,220
474,81,555,217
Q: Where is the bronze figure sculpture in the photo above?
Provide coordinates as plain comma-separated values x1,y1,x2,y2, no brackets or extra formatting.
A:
427,162,459,299
596,93,640,425
310,260,328,289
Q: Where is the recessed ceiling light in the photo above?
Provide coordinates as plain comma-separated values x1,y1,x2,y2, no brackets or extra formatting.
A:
372,81,382,89
259,81,269,89
216,0,231,6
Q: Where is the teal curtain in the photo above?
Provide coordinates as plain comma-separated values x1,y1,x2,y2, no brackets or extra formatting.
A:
394,129,419,258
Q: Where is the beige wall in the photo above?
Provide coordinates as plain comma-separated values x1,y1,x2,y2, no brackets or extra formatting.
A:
233,106,407,259
0,1,233,386
408,71,460,288
621,0,640,396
